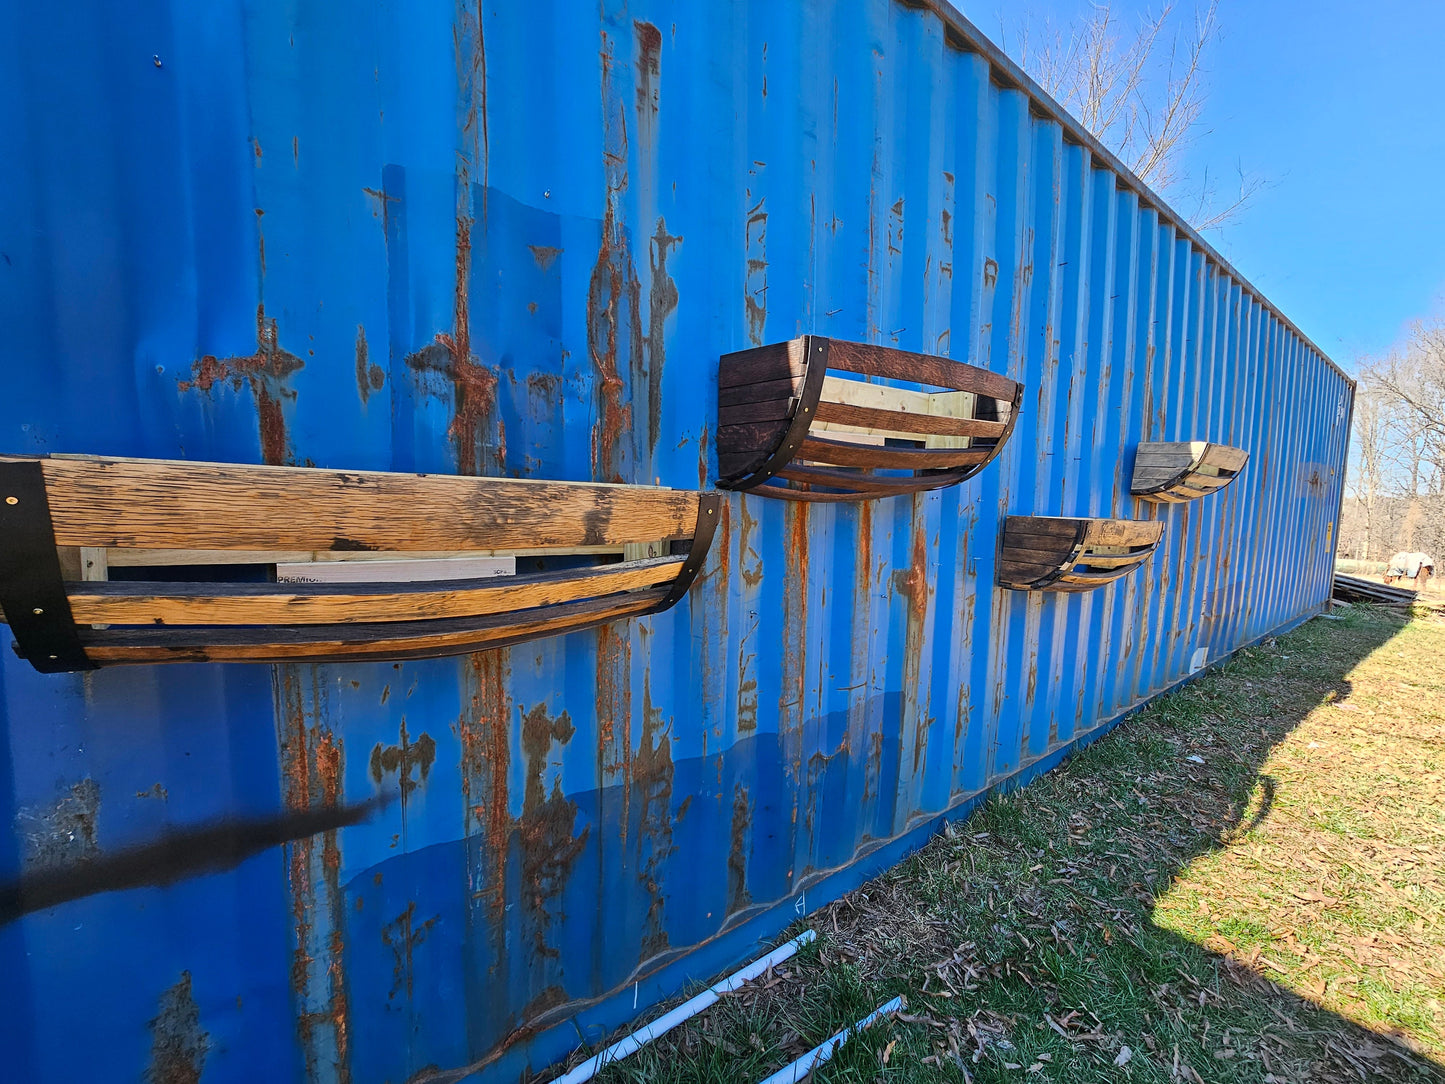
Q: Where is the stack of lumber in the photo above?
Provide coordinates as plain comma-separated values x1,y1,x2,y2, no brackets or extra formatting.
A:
1332,572,1417,608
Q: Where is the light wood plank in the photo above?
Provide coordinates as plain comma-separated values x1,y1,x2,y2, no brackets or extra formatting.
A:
14,456,699,551
67,557,682,627
81,588,666,664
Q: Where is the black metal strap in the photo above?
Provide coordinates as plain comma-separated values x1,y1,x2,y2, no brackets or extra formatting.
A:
727,336,831,492
655,493,722,610
0,460,94,672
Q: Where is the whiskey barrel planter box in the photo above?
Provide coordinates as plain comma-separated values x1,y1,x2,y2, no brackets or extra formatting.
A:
1130,441,1249,503
716,335,1022,502
996,515,1165,593
0,456,718,671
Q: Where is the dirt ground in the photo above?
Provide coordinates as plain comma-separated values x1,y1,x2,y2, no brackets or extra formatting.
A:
552,604,1445,1083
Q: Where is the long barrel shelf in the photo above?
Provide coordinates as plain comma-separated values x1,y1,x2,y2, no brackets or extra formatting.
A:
0,456,718,670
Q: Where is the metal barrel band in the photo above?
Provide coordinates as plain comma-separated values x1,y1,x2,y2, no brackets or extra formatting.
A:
0,460,94,672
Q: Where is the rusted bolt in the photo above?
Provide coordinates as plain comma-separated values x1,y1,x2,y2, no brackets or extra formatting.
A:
4,496,16,505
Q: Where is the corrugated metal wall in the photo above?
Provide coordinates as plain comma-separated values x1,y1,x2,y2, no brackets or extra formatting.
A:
0,1,1352,1080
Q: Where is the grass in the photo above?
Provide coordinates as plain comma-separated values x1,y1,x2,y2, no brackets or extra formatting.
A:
547,604,1445,1083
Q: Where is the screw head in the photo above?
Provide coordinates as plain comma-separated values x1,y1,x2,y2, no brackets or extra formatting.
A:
31,607,43,615
4,496,16,505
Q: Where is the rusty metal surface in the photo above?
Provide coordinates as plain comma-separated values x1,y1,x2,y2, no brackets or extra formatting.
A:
0,1,1351,1081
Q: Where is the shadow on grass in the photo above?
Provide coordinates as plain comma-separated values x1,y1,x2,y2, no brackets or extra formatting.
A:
550,605,1445,1083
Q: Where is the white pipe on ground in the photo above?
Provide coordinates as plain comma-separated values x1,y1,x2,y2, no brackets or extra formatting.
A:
552,929,817,1084
754,996,905,1084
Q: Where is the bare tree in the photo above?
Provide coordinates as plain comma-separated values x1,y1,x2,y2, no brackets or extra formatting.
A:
1341,317,1445,573
1001,1,1263,231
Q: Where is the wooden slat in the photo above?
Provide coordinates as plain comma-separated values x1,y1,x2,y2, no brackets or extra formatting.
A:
813,401,1007,439
718,377,802,407
825,340,1018,401
772,465,963,494
797,436,989,470
998,544,1076,566
718,398,794,425
1077,553,1152,570
1200,444,1249,473
717,340,807,388
102,545,626,567
67,556,683,627
17,456,699,551
1081,520,1164,548
80,587,668,664
1057,569,1132,586
1003,516,1084,539
816,376,975,450
753,480,932,503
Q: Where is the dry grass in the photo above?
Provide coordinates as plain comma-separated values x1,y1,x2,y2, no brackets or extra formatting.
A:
550,604,1445,1083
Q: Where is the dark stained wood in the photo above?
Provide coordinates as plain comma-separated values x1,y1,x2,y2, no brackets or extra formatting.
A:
773,465,962,495
717,340,805,388
717,420,791,452
718,398,794,425
22,456,700,551
715,336,1021,501
997,516,1163,592
812,401,1008,438
755,481,935,503
1131,441,1248,503
718,377,802,407
826,340,1019,401
797,436,990,469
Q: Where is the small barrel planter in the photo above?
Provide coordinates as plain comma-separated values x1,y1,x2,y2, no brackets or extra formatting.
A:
716,335,1022,502
996,515,1165,593
0,455,719,671
1131,441,1248,503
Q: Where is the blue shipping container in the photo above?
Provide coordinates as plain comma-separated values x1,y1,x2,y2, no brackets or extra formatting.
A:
0,0,1352,1080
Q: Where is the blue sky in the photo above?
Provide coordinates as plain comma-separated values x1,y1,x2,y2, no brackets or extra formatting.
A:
959,0,1445,370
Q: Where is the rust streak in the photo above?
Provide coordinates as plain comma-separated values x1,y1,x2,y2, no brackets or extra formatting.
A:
519,702,588,960
144,971,210,1084
355,325,385,404
178,305,304,466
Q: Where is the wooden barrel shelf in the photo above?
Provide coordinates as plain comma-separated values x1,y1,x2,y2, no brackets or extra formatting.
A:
1130,441,1248,503
716,336,1022,502
996,515,1165,593
0,455,719,671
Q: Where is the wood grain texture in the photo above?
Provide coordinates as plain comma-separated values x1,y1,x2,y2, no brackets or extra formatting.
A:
752,480,930,503
17,456,700,551
67,556,683,626
813,401,1007,438
718,376,802,407
824,340,1019,401
1131,441,1248,501
80,587,668,664
998,516,1161,592
773,465,963,495
718,398,794,425
1081,519,1165,548
717,340,806,388
797,436,989,469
